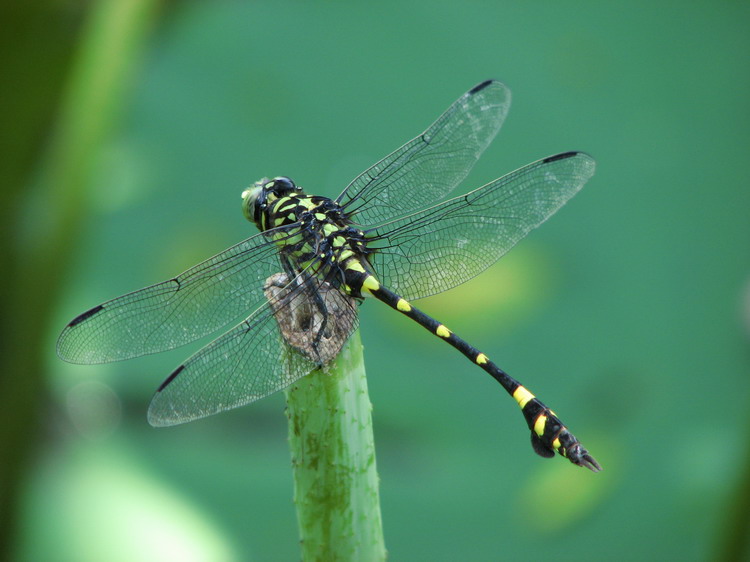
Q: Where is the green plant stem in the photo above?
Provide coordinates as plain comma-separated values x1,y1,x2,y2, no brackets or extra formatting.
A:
0,0,159,557
716,407,750,561
285,330,386,562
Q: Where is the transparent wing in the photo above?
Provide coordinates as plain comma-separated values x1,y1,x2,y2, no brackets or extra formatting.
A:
365,152,596,301
336,80,511,227
147,271,359,426
57,229,295,364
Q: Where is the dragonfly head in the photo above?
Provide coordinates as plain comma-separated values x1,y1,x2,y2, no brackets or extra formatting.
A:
242,177,298,227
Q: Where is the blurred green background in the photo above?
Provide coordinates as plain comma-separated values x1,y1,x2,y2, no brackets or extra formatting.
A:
2,1,749,560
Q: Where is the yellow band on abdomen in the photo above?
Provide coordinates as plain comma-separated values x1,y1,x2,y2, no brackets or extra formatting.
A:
512,385,535,409
396,298,412,312
534,415,547,437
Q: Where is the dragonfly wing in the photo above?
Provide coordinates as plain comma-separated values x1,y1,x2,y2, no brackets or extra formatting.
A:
366,152,596,301
336,80,511,227
57,229,289,364
148,271,359,426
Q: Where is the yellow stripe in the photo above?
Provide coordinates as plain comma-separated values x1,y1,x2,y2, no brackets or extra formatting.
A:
552,437,561,451
345,261,365,273
362,275,380,293
436,325,451,338
534,415,547,437
476,353,488,365
298,198,316,209
276,201,295,213
512,385,535,409
322,224,338,236
285,233,302,245
396,298,411,312
315,212,326,220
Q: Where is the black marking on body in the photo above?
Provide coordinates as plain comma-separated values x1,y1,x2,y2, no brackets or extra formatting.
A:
252,185,374,298
68,304,105,327
539,412,564,442
520,397,545,427
530,433,556,458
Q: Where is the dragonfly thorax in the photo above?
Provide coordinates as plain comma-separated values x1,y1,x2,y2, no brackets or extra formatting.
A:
243,177,351,233
242,176,373,294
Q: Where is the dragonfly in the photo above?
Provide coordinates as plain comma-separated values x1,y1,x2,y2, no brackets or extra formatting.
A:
58,80,600,471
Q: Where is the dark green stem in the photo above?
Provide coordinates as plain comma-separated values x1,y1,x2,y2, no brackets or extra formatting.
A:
716,408,750,561
0,0,159,557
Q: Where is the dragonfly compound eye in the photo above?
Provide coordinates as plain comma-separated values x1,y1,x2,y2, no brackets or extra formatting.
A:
241,181,265,223
272,176,296,193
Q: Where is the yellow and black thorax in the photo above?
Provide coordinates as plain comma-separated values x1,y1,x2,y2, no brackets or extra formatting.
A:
241,177,375,298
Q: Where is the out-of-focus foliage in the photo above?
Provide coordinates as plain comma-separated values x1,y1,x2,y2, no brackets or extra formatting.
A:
3,1,749,560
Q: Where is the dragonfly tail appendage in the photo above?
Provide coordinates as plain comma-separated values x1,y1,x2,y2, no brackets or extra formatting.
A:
520,393,601,472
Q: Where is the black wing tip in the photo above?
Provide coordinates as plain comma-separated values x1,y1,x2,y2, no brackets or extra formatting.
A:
157,364,185,392
542,150,596,164
542,151,583,163
57,304,106,363
469,79,497,95
67,304,105,328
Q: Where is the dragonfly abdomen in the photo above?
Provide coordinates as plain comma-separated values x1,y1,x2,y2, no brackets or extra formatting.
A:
347,269,601,472
243,177,372,282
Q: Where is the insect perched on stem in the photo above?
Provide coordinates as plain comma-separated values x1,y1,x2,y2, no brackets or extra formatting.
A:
58,80,599,471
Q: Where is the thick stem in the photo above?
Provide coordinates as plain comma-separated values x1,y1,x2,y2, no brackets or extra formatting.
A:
0,0,159,557
285,330,386,562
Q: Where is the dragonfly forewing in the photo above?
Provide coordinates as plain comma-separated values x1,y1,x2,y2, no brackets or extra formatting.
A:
365,152,595,301
337,80,511,227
